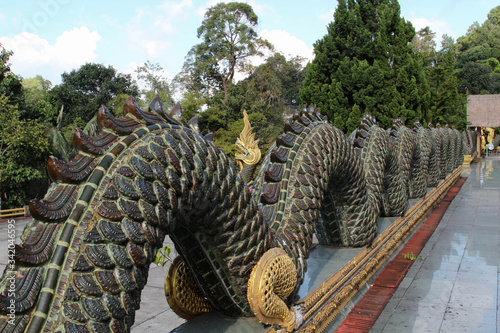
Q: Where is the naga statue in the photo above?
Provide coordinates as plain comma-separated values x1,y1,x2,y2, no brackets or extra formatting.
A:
0,96,464,333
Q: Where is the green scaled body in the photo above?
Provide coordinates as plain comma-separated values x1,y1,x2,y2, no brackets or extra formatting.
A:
0,99,466,332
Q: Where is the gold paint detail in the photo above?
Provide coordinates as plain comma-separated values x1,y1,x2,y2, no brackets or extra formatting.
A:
85,182,98,190
66,219,78,226
248,248,297,332
33,311,48,319
75,200,89,208
463,151,477,164
56,241,70,248
94,166,107,174
164,256,214,320
41,287,55,294
235,110,261,171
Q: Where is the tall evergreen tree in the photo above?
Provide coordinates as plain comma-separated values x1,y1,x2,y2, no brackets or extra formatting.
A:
411,28,468,130
300,0,430,132
426,50,467,128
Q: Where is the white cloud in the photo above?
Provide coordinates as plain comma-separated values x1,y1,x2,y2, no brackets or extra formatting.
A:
409,17,454,42
125,9,171,58
0,26,101,84
123,61,146,91
158,0,193,17
125,1,193,59
260,29,314,64
319,8,336,24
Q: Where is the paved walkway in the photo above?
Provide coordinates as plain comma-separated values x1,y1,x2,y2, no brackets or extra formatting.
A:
371,157,500,332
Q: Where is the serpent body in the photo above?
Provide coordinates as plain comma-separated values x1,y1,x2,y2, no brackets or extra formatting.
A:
0,98,465,332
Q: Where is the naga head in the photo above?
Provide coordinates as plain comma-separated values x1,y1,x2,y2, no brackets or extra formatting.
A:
235,111,261,172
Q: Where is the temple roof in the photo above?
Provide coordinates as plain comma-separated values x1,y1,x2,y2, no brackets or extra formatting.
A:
467,94,500,127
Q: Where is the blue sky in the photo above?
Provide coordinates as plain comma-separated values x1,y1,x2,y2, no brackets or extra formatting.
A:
0,0,498,87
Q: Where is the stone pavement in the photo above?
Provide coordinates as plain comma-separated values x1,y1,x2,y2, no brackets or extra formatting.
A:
371,157,500,333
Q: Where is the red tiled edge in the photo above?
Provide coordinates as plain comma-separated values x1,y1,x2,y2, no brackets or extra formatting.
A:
335,177,467,333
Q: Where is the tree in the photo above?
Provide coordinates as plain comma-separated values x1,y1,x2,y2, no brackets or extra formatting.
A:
455,6,500,94
179,2,271,106
457,62,500,94
52,63,139,127
300,0,430,132
245,53,306,110
426,50,467,128
0,44,25,113
411,27,437,67
0,95,50,208
199,53,306,156
410,29,468,129
457,6,500,63
22,75,58,123
135,61,174,110
441,34,456,53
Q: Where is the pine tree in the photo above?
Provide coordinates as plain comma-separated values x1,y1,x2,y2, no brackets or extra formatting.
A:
300,0,430,132
426,50,467,129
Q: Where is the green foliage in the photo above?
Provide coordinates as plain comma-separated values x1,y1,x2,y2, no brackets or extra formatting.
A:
456,6,500,94
22,75,58,124
61,117,86,144
198,53,306,158
213,118,246,158
199,103,227,134
178,91,205,122
47,127,75,163
0,45,52,208
486,57,500,73
107,93,131,117
0,96,50,208
52,63,139,127
154,245,172,267
408,26,468,129
425,50,468,129
403,252,424,261
0,45,25,113
177,3,305,162
457,62,500,94
245,53,306,109
300,0,430,132
412,27,437,67
135,61,174,110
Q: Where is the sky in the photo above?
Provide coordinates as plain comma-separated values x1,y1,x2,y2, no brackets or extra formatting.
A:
0,0,498,88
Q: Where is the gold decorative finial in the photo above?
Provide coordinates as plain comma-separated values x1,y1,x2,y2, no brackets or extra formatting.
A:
235,111,261,172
